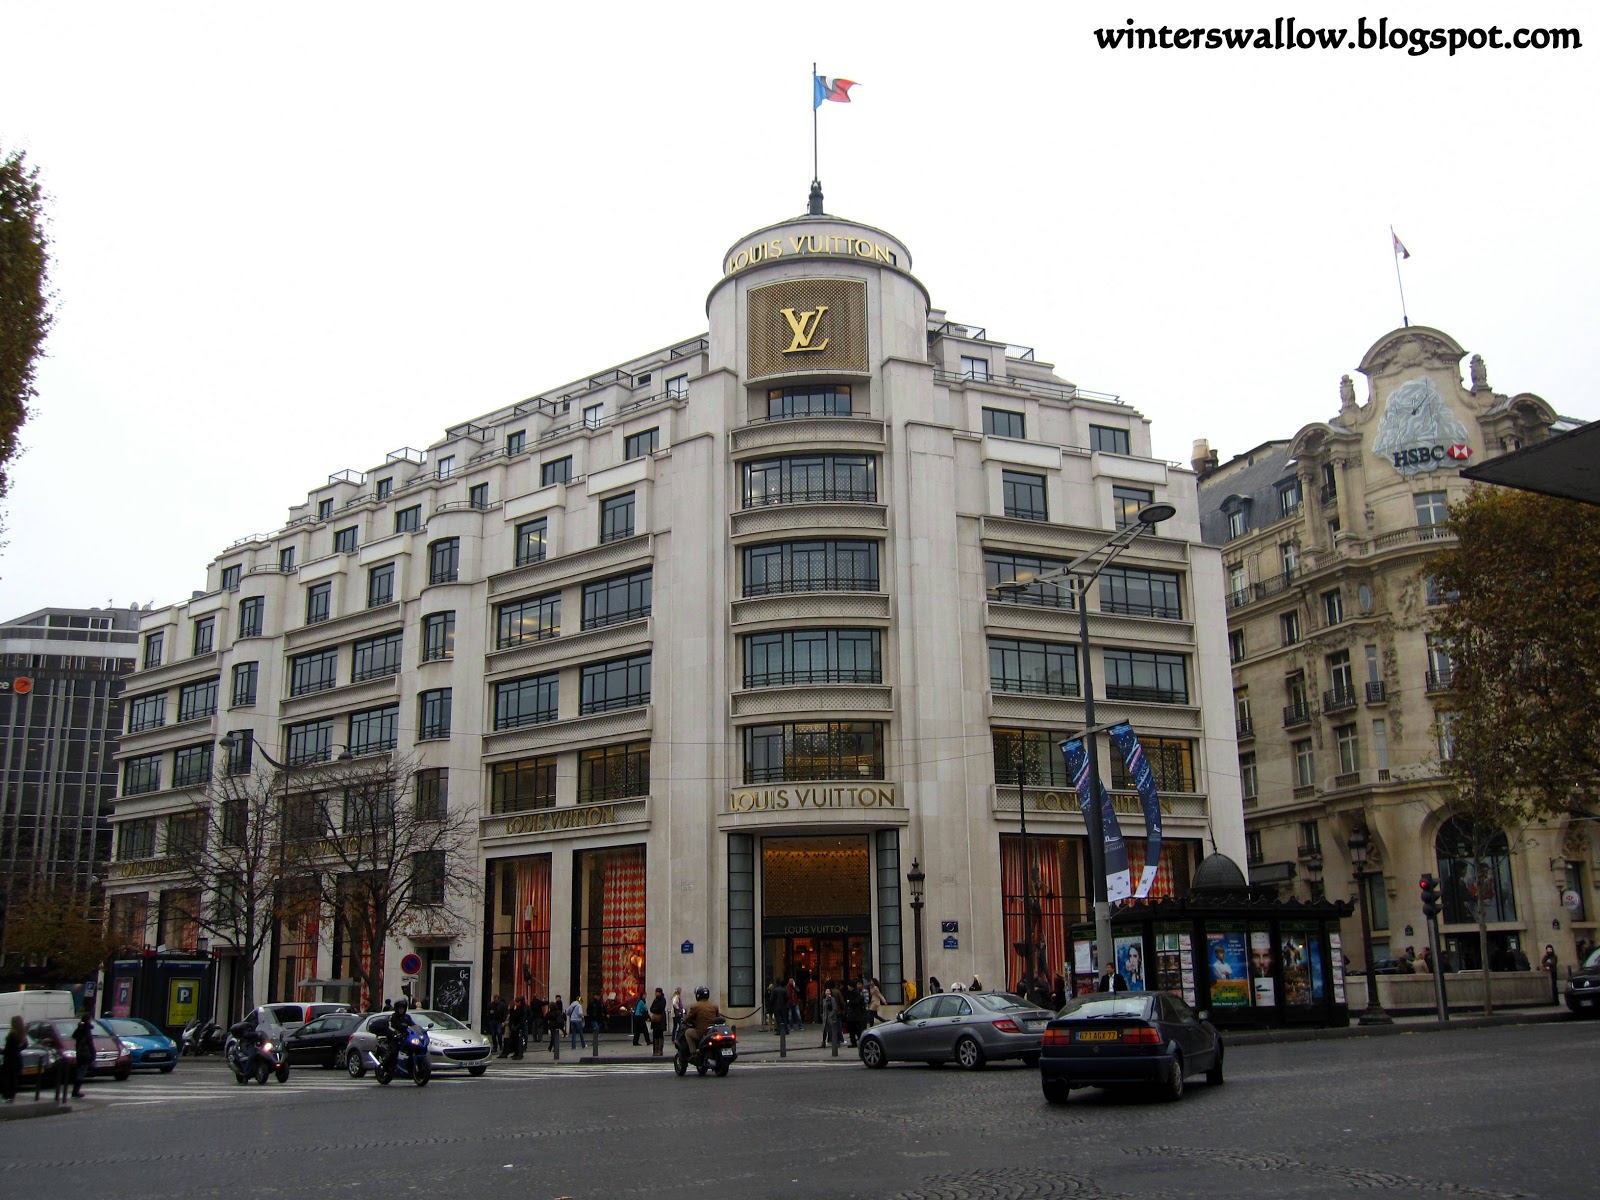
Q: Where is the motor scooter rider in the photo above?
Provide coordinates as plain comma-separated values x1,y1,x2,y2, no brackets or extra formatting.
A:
383,999,417,1072
681,986,721,1061
228,1010,262,1075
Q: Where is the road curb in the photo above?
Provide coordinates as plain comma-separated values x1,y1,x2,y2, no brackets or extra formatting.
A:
0,1099,74,1121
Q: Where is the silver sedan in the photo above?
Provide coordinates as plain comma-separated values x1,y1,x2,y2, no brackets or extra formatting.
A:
342,1010,492,1078
858,992,1056,1070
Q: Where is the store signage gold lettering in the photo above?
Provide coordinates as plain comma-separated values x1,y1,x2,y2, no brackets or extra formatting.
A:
1026,791,1175,816
501,805,618,836
726,785,897,813
725,234,895,275
779,306,830,353
111,857,176,880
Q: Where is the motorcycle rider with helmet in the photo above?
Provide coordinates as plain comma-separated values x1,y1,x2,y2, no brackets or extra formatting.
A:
681,985,721,1061
382,998,417,1074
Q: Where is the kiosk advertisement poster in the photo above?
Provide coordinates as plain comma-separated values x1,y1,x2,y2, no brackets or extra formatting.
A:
1206,926,1250,1007
168,978,200,1027
430,962,472,1023
1280,924,1325,1006
1154,925,1194,1004
1250,928,1276,1007
112,977,133,1018
1115,935,1147,990
1072,935,1096,996
1328,929,1347,1004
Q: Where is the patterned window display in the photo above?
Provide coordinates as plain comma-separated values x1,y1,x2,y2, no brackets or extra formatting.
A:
490,855,552,1005
574,845,647,1022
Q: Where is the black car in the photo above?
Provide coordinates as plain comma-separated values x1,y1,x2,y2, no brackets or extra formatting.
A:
284,1012,364,1067
1038,991,1223,1104
1564,946,1600,1015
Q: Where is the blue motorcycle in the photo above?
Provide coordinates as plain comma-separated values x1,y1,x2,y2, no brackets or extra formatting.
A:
374,1024,431,1087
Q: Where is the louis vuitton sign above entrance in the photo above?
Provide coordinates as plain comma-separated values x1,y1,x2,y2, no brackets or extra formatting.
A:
727,783,900,814
747,278,868,379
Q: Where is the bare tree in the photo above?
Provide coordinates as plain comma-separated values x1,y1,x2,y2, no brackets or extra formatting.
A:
161,764,290,1014
283,752,477,1009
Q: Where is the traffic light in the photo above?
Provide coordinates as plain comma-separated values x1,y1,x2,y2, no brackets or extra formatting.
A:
1420,874,1442,920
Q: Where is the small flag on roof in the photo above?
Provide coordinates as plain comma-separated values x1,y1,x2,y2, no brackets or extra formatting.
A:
1392,231,1411,259
814,74,859,107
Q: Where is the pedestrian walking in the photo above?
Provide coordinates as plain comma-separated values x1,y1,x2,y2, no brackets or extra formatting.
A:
767,979,789,1034
901,978,918,1005
928,975,943,994
547,995,565,1053
786,977,803,1030
487,993,507,1055
508,995,528,1059
632,994,649,1045
71,1012,95,1098
2,1014,24,1102
868,978,887,1026
567,996,587,1050
649,987,667,1056
586,995,603,1041
844,980,867,1047
670,986,685,1042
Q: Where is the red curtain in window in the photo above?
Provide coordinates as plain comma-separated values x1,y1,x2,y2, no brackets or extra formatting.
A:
512,856,552,1000
1125,839,1186,898
1000,835,1068,989
600,847,647,1003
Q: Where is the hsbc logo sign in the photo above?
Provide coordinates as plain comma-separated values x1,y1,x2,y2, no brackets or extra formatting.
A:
1390,442,1474,469
1371,376,1474,477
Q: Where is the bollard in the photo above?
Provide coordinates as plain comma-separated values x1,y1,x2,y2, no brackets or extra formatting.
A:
779,1026,787,1059
592,1022,600,1060
831,1019,840,1057
553,1031,560,1061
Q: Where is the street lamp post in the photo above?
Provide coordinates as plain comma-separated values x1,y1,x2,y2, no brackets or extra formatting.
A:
1013,747,1040,994
906,858,926,999
1347,825,1393,1025
992,502,1176,980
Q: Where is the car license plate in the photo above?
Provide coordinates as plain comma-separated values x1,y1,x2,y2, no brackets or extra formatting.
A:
720,1048,734,1057
1075,1030,1118,1042
1026,1020,1047,1030
147,1052,170,1060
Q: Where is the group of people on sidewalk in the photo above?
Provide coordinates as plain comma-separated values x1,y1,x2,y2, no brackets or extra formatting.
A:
1,1012,96,1104
485,987,689,1058
764,977,892,1049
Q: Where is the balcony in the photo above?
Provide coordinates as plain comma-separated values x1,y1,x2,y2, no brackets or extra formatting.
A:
1283,701,1313,728
1319,483,1337,506
1425,668,1457,693
1365,681,1388,704
1322,686,1359,715
1235,716,1255,740
1227,569,1297,611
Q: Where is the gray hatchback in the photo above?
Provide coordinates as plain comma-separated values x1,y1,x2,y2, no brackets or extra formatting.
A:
858,992,1056,1070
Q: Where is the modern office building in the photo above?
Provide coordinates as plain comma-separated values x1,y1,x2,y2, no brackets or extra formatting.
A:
1196,324,1591,971
105,207,1244,1022
0,605,140,971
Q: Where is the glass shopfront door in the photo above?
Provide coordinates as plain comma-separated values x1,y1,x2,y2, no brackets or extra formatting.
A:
760,834,873,1019
763,933,871,1021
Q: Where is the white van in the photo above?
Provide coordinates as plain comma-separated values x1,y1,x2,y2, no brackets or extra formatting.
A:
0,989,81,1025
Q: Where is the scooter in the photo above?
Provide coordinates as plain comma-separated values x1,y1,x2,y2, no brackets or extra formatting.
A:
225,1028,290,1085
673,1021,737,1077
182,1019,226,1057
374,1024,431,1086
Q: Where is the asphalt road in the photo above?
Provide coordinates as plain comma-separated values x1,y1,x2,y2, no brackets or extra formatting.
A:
2,1021,1594,1200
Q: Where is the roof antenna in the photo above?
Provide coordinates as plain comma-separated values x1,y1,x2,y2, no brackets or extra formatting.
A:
808,180,825,216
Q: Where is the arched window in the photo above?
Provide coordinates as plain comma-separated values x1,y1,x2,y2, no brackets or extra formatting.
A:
1434,815,1517,924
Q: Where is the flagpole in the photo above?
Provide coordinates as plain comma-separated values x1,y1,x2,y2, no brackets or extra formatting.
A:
1391,225,1410,328
812,61,819,185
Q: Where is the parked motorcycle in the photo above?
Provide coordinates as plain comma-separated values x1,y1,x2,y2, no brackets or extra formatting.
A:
374,1024,431,1087
182,1019,226,1057
673,1021,737,1077
225,1024,291,1085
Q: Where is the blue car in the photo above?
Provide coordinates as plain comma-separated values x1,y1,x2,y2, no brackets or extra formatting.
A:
102,1017,180,1073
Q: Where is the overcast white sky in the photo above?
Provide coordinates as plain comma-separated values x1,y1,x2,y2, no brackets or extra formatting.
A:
2,1,1595,618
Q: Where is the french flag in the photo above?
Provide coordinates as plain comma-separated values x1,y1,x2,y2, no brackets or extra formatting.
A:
814,74,859,108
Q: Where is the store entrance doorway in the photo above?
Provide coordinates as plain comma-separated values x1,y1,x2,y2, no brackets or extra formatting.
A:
763,933,871,1022
760,834,873,1021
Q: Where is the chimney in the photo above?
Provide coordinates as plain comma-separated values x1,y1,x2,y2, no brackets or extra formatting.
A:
1191,438,1219,479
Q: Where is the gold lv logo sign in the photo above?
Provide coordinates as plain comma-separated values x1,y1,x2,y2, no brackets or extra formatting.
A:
779,306,830,353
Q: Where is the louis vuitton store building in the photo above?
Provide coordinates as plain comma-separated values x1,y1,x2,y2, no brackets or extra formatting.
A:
107,206,1244,1022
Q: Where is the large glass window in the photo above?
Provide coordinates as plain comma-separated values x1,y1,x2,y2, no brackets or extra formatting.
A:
577,741,650,804
573,846,647,1021
743,721,884,784
177,678,219,723
1415,490,1450,528
494,673,559,731
1335,723,1360,776
143,631,164,670
515,518,548,567
985,550,1074,610
222,564,242,591
231,661,258,707
415,768,448,821
1293,738,1315,788
990,728,1074,788
488,856,551,1013
192,617,215,656
1099,565,1182,619
348,705,399,755
1110,737,1195,792
306,582,331,625
238,596,264,638
982,408,1024,439
506,429,527,456
600,492,636,543
128,692,166,733
491,756,557,813
117,816,158,858
1436,815,1517,924
290,648,339,697
1102,649,1188,704
988,637,1078,697
395,506,421,534
541,457,572,487
624,428,659,460
497,593,561,648
1113,485,1154,530
423,611,455,661
368,563,395,608
172,743,214,789
428,538,460,584
580,653,652,714
766,384,851,419
286,718,334,766
743,629,881,688
334,526,359,554
418,689,452,740
122,755,162,798
351,631,402,682
742,453,876,508
1002,470,1047,521
742,539,878,597
1090,425,1130,455
581,569,652,629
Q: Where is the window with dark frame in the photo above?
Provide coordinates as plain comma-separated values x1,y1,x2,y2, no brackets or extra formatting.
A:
743,629,881,688
122,755,162,798
743,539,878,597
579,653,652,714
506,430,526,456
279,547,296,573
436,455,455,479
334,526,359,554
143,631,164,670
581,569,652,629
577,741,650,804
541,457,572,487
1102,648,1188,704
1112,485,1154,530
415,768,448,821
960,355,990,380
172,743,214,790
624,428,659,460
1089,425,1130,455
395,506,421,534
469,483,489,510
1110,737,1195,792
318,498,334,520
418,689,452,741
1099,565,1182,619
117,815,158,856
982,408,1024,439
515,518,548,567
368,563,395,608
988,637,1079,697
192,617,215,656
177,678,219,723
1002,470,1048,521
490,755,558,813
742,721,884,784
766,384,851,419
1229,630,1246,663
497,592,561,648
494,672,559,731
222,565,241,591
287,719,334,766
289,648,339,696
742,453,876,508
305,581,332,625
428,537,460,584
347,704,399,755
666,374,689,399
232,661,259,707
422,610,455,661
412,851,446,905
128,692,166,733
376,477,393,500
351,631,403,682
984,550,1074,609
238,596,264,638
600,492,636,543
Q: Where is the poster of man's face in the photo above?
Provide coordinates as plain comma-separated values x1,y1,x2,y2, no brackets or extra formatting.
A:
1251,944,1274,978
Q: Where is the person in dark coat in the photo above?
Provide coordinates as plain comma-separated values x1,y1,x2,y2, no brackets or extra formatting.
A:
72,1013,96,1097
649,987,667,1056
487,993,508,1055
2,1015,24,1102
586,995,603,1039
844,979,868,1048
507,996,528,1058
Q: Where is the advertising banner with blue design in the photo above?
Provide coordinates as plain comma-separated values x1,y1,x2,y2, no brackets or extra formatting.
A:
1108,722,1164,899
1061,738,1131,902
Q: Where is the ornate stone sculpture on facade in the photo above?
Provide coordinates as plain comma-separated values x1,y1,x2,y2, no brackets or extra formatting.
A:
1469,354,1487,391
1339,374,1356,410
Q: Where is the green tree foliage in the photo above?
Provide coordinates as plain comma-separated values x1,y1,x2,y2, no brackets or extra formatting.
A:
0,147,53,517
1,885,114,985
1431,487,1600,1011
